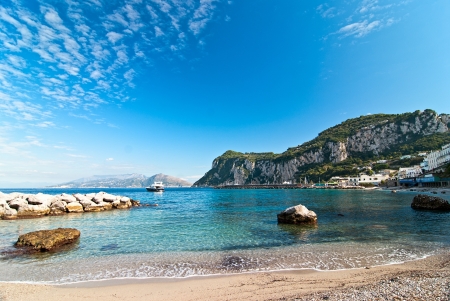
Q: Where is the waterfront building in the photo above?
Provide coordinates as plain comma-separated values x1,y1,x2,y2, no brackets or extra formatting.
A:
421,143,450,171
398,166,422,179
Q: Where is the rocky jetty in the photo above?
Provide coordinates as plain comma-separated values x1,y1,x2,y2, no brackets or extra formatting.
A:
15,228,80,251
0,191,140,220
411,194,450,211
277,204,318,225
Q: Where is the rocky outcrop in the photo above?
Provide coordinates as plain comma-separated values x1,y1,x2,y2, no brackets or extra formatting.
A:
0,191,139,220
15,228,80,251
195,110,450,186
411,194,450,211
277,205,318,225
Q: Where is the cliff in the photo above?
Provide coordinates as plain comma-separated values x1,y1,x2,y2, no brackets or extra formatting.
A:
194,110,450,186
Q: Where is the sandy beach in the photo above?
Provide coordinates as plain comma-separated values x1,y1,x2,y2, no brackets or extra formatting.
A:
1,253,449,301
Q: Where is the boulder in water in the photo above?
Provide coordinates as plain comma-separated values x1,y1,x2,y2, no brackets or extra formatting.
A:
15,228,80,251
411,194,450,211
277,204,318,225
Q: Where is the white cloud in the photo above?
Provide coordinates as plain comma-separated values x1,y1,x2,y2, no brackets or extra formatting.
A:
106,157,114,161
337,20,381,38
90,70,103,80
106,31,124,44
68,154,88,158
154,26,164,37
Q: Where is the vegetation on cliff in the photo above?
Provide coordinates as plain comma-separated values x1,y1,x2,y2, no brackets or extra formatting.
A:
194,110,449,186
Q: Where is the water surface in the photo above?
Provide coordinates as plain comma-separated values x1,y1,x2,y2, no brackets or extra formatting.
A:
1,188,449,283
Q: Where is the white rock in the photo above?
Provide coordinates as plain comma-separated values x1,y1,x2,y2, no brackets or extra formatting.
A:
8,198,28,210
51,200,67,210
17,204,50,217
120,197,130,203
93,192,105,204
0,200,6,217
60,193,77,203
3,206,17,219
102,193,117,202
79,199,96,208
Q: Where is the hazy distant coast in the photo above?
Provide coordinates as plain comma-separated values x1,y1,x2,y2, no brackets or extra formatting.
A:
49,173,192,188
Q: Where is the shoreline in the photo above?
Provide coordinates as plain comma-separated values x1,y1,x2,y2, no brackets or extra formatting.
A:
1,253,450,300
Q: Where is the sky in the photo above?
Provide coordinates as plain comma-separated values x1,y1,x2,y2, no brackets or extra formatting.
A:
0,0,449,187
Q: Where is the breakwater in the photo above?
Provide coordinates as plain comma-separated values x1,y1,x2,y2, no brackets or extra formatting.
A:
0,191,139,220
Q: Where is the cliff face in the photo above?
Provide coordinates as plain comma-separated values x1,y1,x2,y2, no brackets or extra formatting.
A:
194,110,450,186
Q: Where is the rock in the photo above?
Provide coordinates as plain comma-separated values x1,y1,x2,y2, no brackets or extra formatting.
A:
93,192,105,204
102,193,117,202
98,202,113,210
60,193,77,203
79,199,96,209
277,204,318,225
15,228,80,251
411,194,450,211
0,199,7,217
17,204,51,217
3,206,18,219
120,196,130,203
50,200,67,215
113,200,131,209
73,193,92,204
8,197,28,210
26,195,41,205
85,193,96,199
66,202,84,213
83,201,113,212
130,199,140,207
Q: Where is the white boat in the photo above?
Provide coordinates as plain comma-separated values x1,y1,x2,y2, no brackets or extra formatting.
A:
146,181,164,192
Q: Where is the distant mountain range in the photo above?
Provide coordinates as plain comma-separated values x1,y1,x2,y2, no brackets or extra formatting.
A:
49,173,192,188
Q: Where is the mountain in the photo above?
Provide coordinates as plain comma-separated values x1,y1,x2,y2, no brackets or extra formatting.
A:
50,173,192,188
194,110,450,186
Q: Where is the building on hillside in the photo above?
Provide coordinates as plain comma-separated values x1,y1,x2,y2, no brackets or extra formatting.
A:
418,152,428,157
398,166,422,179
400,155,412,160
421,143,450,172
376,160,387,164
379,169,396,176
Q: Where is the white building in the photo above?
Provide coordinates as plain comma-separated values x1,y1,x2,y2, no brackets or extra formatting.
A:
398,166,422,179
347,173,390,186
421,143,450,171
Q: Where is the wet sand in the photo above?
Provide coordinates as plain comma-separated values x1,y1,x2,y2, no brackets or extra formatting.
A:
1,254,450,301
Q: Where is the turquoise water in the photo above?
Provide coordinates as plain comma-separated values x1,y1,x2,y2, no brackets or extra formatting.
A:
1,188,450,284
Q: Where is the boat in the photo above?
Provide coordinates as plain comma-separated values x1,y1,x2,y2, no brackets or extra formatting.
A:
146,181,165,192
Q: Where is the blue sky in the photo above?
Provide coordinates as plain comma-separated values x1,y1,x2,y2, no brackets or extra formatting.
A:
0,0,449,187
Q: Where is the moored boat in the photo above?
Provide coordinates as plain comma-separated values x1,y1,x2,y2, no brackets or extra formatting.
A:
146,181,164,192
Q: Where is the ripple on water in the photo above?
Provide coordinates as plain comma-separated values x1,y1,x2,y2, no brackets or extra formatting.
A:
0,188,450,283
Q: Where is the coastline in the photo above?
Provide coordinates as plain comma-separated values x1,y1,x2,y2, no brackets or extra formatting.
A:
1,254,450,301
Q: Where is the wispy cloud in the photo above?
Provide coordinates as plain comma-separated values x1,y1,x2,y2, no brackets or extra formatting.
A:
0,0,224,127
317,0,409,40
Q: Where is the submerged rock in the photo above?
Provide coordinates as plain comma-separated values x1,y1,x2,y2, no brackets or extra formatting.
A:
411,194,450,211
277,204,318,225
15,228,80,251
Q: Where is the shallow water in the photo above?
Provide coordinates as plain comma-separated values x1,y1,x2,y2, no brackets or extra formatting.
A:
1,188,449,284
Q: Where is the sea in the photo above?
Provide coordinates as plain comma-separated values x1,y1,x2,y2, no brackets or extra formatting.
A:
1,187,450,284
